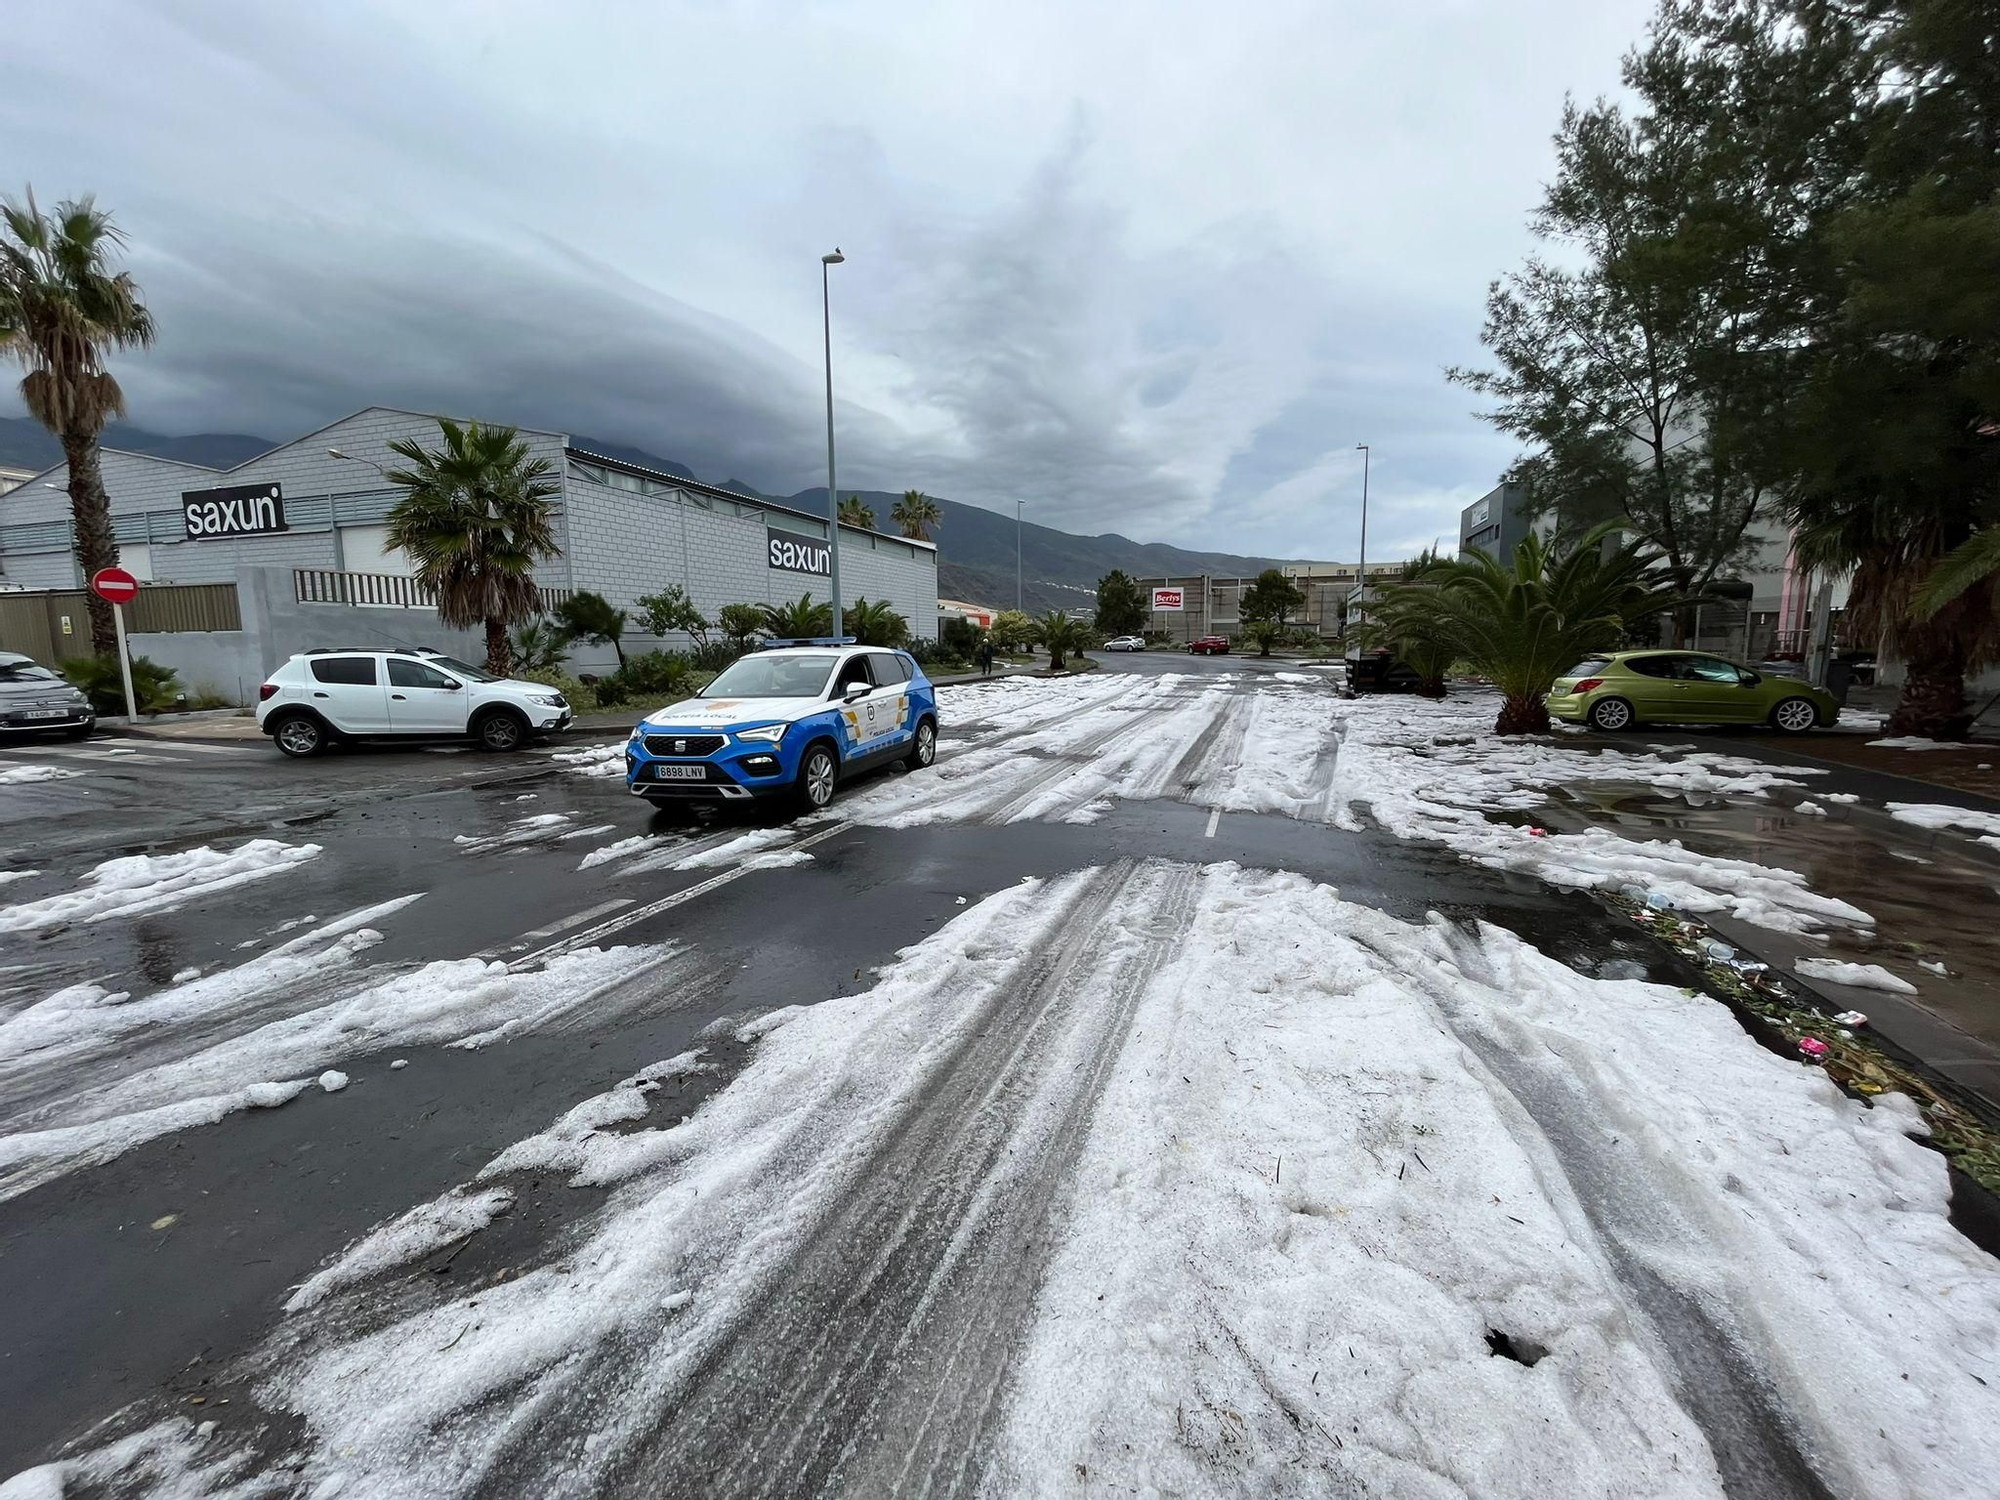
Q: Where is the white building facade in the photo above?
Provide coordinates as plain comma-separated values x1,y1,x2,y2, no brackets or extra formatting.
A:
0,407,938,683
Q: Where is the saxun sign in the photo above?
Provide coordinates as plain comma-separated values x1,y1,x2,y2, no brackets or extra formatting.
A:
182,483,287,540
768,527,831,576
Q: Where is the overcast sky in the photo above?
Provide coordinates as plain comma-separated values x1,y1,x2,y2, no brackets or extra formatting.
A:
6,0,1653,561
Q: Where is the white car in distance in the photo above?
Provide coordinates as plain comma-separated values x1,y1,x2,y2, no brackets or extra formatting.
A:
256,648,572,757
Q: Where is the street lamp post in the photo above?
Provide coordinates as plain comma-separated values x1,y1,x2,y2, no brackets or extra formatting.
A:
325,447,393,573
1015,500,1025,612
821,249,846,641
1348,444,1370,661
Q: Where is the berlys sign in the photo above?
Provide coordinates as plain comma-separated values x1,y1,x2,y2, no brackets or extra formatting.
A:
1151,587,1185,611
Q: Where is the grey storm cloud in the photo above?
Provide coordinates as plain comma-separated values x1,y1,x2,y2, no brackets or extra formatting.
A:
5,0,1656,558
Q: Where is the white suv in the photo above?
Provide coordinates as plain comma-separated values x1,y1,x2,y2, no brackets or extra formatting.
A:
256,649,571,757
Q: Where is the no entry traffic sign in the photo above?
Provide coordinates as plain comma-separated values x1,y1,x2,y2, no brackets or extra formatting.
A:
88,566,142,718
90,566,140,604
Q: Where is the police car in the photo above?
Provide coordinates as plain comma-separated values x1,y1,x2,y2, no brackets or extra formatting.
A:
626,644,937,811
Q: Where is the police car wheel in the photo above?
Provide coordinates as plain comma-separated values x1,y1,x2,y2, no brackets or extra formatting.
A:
904,718,936,770
797,745,838,809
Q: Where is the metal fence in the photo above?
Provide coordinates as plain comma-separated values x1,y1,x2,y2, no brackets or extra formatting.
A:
0,583,242,664
293,568,572,612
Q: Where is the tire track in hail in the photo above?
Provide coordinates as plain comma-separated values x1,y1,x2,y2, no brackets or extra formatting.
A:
1370,920,1843,1500
591,859,1200,1499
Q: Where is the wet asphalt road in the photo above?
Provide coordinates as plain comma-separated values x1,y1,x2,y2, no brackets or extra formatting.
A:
0,655,1889,1489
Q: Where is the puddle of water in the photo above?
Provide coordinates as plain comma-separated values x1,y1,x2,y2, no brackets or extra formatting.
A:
1554,786,2000,1063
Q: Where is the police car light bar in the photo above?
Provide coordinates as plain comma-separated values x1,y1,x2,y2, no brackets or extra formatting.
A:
760,636,857,649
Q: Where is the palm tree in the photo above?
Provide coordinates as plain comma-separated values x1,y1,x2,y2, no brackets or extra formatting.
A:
1795,500,1999,739
383,418,560,675
1353,586,1454,698
510,618,570,674
1038,610,1089,671
846,597,908,647
890,490,942,542
0,189,155,657
1913,527,2000,626
837,494,875,529
1243,619,1284,657
1371,524,1685,734
759,592,834,639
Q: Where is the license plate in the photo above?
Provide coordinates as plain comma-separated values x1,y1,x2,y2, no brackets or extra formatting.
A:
22,709,67,720
653,764,705,781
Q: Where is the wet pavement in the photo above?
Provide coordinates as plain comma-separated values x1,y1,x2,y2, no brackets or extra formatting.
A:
2,652,1995,1491
1547,762,2000,1111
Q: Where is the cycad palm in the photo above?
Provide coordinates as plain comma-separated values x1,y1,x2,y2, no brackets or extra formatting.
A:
0,189,154,656
1372,525,1684,733
890,490,942,542
383,418,561,674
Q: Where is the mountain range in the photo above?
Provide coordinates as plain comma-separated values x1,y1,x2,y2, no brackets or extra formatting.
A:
2,416,1306,613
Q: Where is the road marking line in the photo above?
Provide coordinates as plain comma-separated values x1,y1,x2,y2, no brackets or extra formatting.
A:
510,822,851,969
522,898,635,942
1204,806,1221,838
123,740,266,756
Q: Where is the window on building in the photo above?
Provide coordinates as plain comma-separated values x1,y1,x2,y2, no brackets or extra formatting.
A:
309,655,378,685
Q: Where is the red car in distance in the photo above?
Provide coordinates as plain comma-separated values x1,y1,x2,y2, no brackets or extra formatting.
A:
1188,636,1231,655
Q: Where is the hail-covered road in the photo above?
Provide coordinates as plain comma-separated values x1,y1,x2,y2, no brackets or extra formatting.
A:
3,653,1995,1499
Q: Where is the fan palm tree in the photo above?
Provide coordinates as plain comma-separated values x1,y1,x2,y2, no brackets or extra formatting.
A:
890,489,942,542
846,597,908,647
759,592,834,639
1038,610,1089,671
1793,500,1998,740
383,418,560,675
837,494,875,529
0,189,154,657
1913,527,2000,625
1371,524,1686,733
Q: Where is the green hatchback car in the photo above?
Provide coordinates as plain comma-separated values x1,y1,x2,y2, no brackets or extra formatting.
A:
1548,651,1839,734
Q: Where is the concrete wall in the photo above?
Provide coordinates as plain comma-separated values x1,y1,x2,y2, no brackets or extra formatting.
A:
561,474,938,674
126,567,492,704
4,407,939,684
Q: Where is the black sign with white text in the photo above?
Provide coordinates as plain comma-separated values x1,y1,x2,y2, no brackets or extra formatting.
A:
182,483,288,540
768,527,830,576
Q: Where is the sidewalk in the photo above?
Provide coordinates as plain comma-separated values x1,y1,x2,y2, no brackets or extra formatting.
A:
1548,730,2000,1117
95,659,1047,746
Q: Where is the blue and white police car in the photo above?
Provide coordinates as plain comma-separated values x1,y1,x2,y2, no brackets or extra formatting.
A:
625,644,938,811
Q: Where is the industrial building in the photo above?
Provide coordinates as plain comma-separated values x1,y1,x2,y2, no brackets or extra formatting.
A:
1135,563,1405,646
0,407,938,698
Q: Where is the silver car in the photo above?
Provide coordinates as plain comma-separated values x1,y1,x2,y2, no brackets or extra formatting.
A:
1102,635,1146,652
0,651,95,739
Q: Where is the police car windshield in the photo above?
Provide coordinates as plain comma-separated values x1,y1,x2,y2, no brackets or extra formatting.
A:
701,655,834,698
424,655,500,683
